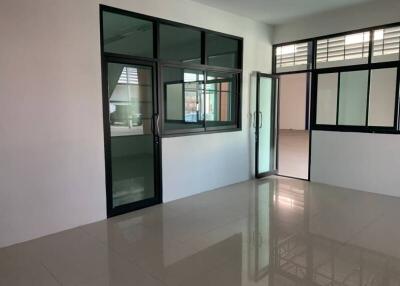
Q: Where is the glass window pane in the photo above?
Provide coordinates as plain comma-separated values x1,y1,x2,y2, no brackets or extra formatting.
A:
102,11,153,58
368,68,397,127
316,32,370,68
316,73,338,125
107,63,155,207
258,77,276,174
207,34,240,68
276,42,311,73
338,70,369,126
160,24,201,64
163,67,205,131
205,72,238,127
372,26,400,63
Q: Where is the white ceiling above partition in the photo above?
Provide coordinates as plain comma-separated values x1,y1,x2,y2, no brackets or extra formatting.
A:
191,0,376,24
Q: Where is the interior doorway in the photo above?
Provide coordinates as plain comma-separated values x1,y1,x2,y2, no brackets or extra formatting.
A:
103,58,162,217
277,72,310,180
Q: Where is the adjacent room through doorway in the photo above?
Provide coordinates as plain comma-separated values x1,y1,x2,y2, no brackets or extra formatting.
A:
278,72,310,180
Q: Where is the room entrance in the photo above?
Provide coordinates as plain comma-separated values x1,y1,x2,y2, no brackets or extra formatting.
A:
103,58,162,217
277,72,310,180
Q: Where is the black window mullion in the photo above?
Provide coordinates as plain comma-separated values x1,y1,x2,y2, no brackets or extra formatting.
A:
395,66,400,130
238,37,243,69
202,31,207,65
398,35,400,61
336,72,341,125
154,22,159,59
368,29,374,65
327,39,330,62
204,70,208,130
272,46,277,72
181,70,185,122
365,69,372,126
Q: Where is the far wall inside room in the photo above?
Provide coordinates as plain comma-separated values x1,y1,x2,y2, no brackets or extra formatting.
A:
279,73,307,130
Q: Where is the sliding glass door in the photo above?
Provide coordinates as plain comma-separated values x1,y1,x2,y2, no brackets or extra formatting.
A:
255,73,278,178
103,58,161,217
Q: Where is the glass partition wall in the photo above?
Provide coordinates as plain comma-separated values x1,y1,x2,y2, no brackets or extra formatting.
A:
272,22,400,183
274,22,400,135
101,5,243,216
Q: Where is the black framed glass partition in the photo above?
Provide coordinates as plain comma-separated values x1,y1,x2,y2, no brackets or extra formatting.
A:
274,21,400,135
314,65,399,132
101,6,243,137
100,5,243,216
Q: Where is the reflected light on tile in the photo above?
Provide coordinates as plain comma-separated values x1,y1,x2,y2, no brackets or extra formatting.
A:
2,176,400,285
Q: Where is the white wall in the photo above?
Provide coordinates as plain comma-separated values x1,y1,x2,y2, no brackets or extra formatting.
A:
311,131,400,197
273,0,400,44
279,73,307,130
161,6,272,202
273,0,400,197
0,0,271,247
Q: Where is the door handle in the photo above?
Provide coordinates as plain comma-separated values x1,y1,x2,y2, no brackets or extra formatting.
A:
259,111,263,129
151,114,155,135
155,114,161,136
253,111,257,128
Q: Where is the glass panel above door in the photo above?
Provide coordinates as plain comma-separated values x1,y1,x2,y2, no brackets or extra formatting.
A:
207,33,240,68
159,24,202,64
102,11,154,58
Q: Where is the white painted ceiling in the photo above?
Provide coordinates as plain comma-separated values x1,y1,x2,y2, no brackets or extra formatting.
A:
191,0,376,24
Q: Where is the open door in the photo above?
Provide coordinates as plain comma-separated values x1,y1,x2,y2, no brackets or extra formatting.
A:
255,73,278,178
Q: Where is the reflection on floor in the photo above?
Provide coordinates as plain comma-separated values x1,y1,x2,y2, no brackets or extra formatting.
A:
2,177,400,285
278,129,309,179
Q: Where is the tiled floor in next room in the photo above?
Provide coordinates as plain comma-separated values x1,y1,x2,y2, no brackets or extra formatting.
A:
1,176,400,286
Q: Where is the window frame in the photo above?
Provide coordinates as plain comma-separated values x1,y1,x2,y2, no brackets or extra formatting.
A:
274,41,313,73
273,21,400,135
159,63,242,135
100,5,243,137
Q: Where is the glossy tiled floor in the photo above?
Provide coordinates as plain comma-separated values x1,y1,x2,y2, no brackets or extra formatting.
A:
278,130,309,180
1,177,400,286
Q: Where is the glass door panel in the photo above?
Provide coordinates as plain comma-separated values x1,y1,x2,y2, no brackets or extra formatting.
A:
255,73,278,178
106,61,160,216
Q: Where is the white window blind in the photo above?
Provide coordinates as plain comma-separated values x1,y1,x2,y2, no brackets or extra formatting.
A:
373,26,400,62
317,32,370,67
275,42,309,72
